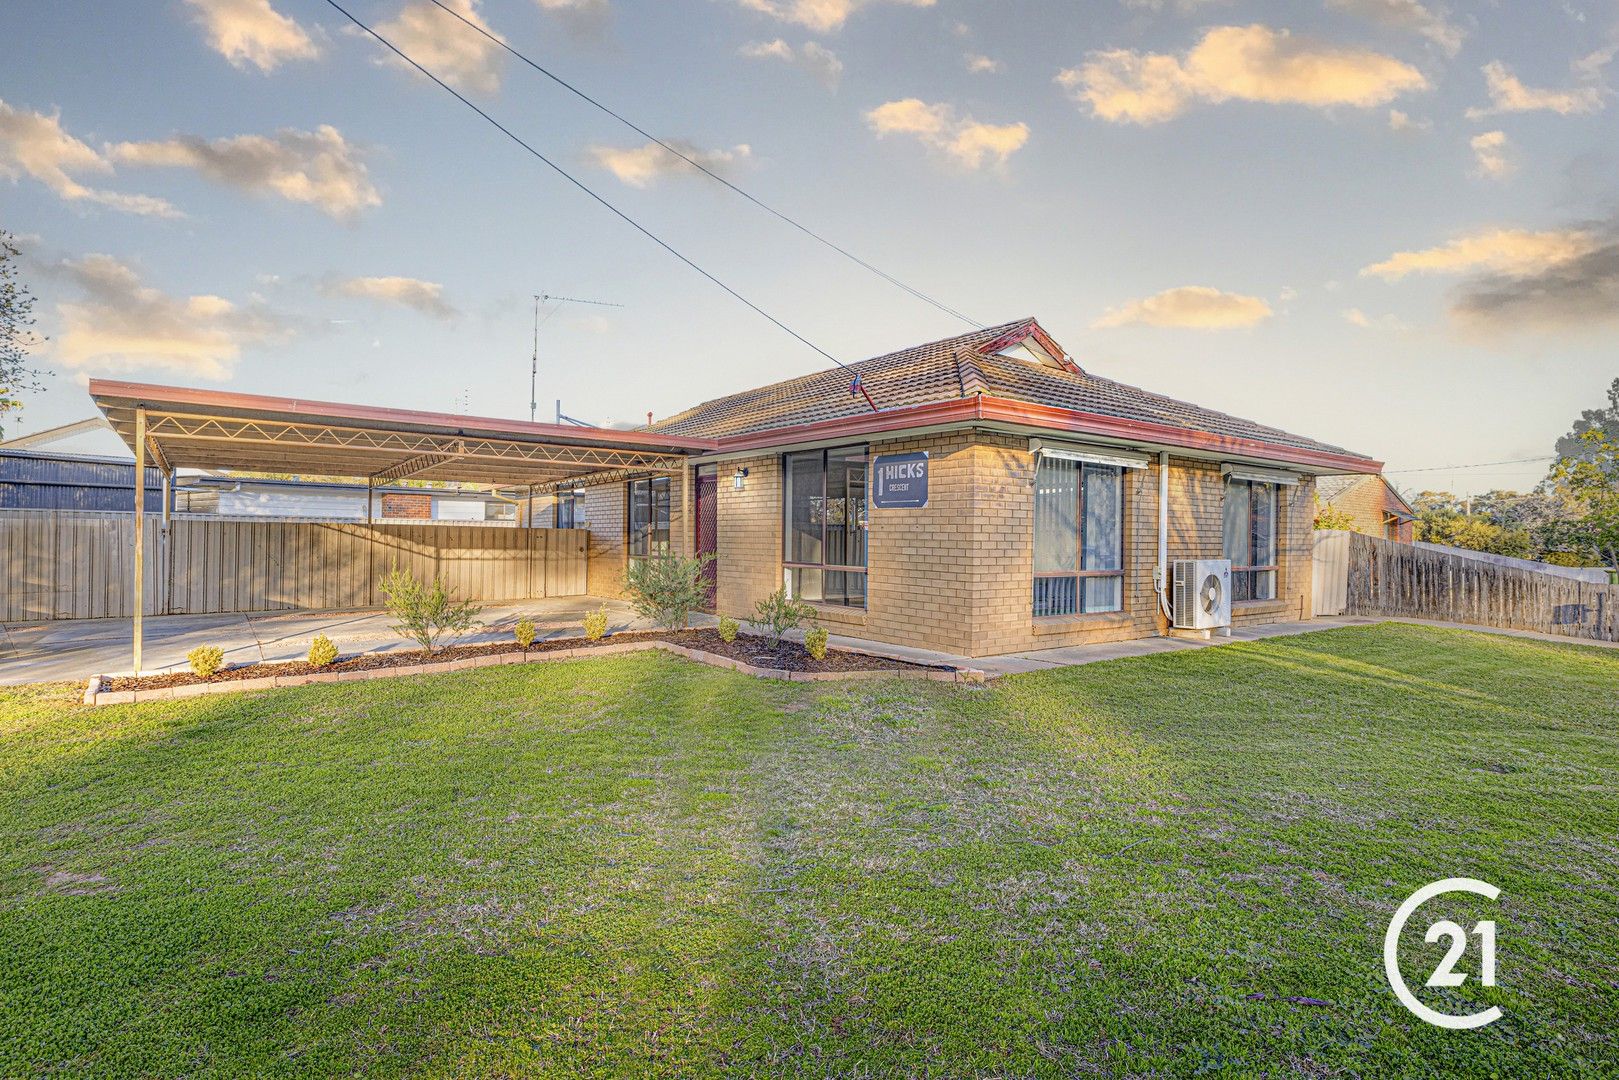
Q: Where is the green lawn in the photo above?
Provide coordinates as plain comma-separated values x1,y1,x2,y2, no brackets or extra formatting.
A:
1,623,1615,1077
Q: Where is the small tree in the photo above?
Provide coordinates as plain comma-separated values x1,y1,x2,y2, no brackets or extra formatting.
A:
622,554,713,631
1544,429,1619,578
750,587,814,646
378,566,483,654
1313,498,1357,531
0,231,46,437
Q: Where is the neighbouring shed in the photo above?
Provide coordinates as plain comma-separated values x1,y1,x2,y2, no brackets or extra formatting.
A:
0,448,168,513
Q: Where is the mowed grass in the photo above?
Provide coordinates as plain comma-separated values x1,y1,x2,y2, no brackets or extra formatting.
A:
1,623,1615,1078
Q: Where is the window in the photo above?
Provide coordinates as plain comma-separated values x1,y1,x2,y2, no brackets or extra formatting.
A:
555,490,586,530
783,445,867,607
627,477,670,557
1224,478,1277,601
1033,457,1124,616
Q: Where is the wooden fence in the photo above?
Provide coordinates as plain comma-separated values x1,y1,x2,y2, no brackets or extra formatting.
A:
0,510,587,621
1330,530,1619,643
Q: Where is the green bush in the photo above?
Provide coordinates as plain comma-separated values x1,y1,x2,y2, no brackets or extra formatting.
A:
751,587,815,646
805,626,829,661
583,607,609,642
716,616,739,643
307,634,338,668
622,554,714,631
378,565,483,655
514,615,536,650
187,645,224,679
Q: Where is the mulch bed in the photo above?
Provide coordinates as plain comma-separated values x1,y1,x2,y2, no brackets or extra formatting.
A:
104,627,947,691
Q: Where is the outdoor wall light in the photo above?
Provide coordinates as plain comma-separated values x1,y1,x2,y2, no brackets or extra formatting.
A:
733,467,749,491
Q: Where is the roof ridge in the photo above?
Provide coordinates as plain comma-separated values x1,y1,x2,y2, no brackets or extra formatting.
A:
954,345,990,397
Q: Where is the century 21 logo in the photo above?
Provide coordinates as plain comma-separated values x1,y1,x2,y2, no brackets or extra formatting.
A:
1383,878,1502,1030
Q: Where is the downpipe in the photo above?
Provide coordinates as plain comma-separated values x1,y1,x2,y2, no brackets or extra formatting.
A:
1154,450,1172,630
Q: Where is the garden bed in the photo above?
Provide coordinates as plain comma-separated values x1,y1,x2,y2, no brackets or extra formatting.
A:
89,628,974,704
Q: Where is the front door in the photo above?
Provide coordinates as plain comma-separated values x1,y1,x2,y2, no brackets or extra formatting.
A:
695,466,718,611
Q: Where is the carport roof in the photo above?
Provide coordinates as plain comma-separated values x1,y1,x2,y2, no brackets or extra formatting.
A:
89,380,718,489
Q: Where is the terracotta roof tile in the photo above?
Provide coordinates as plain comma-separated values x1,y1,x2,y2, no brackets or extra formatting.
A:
646,317,1365,460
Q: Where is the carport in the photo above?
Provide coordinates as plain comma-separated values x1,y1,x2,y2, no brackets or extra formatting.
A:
89,380,717,673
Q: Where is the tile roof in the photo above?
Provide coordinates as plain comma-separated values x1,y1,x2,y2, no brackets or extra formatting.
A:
647,317,1368,461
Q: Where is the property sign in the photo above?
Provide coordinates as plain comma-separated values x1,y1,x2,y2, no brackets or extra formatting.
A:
871,451,929,509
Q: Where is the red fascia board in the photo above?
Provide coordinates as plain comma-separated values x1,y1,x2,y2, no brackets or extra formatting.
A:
87,379,720,453
713,396,1383,473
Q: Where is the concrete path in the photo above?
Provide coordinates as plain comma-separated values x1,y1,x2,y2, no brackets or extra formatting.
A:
830,615,1619,677
0,598,667,685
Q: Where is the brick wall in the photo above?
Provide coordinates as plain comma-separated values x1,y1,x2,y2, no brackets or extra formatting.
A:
1319,476,1413,542
380,492,430,520
595,436,1316,658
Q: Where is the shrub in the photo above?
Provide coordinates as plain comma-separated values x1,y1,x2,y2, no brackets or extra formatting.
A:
622,554,714,631
583,607,609,642
1313,498,1357,532
751,587,814,646
378,565,483,655
307,634,338,668
805,626,829,661
187,645,224,679
716,616,739,643
514,615,536,650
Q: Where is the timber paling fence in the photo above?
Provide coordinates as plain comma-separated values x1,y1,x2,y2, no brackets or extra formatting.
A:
1340,530,1619,644
0,510,586,621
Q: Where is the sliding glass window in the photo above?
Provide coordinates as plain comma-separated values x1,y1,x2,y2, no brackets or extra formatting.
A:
627,476,670,558
783,445,868,607
1224,478,1277,601
1033,457,1124,616
555,490,586,530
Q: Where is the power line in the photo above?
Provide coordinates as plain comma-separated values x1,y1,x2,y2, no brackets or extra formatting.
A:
421,0,983,330
1384,456,1555,474
322,0,881,412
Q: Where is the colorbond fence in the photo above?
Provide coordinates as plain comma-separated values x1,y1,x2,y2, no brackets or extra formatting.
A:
0,510,586,621
1320,529,1619,644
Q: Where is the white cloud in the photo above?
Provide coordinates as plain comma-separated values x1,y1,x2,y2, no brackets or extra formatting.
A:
110,125,380,221
731,0,935,34
964,53,1002,74
587,140,752,187
1387,107,1429,131
1469,130,1513,179
183,0,319,72
534,0,612,39
372,0,506,95
1361,227,1598,280
1465,59,1605,119
327,276,457,319
1092,285,1273,329
45,254,286,379
865,98,1029,169
1341,306,1407,329
1326,0,1463,57
739,39,843,88
1121,0,1228,11
1057,24,1428,125
0,101,179,217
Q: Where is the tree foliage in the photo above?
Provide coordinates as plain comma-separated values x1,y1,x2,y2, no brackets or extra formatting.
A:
1543,429,1619,575
0,231,46,435
1554,377,1619,466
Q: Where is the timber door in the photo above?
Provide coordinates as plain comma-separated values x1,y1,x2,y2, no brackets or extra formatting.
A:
695,465,718,611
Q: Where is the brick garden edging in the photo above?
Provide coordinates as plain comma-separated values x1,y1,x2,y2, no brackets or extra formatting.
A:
81,639,990,706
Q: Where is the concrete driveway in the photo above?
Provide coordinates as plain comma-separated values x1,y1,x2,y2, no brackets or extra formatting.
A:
0,597,660,685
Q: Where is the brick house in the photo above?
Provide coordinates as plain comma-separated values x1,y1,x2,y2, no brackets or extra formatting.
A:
1314,473,1415,542
566,317,1383,657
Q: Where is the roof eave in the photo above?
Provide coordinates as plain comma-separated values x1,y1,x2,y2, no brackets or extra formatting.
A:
711,396,1383,473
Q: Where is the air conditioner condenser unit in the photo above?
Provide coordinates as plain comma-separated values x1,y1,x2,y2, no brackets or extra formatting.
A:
1172,558,1232,631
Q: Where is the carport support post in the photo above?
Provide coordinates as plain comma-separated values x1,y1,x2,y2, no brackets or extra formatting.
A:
132,406,146,675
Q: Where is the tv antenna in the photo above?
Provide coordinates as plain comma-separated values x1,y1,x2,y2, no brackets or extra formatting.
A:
531,292,623,423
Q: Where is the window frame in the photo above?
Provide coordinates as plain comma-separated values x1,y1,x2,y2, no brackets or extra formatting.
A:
626,476,671,559
782,444,869,608
1032,457,1126,618
1224,477,1279,601
554,489,585,530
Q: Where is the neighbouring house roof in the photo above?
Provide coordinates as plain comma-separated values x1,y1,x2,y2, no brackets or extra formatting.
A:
647,317,1376,468
1316,472,1415,518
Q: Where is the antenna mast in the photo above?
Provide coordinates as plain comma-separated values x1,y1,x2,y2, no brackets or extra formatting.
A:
531,292,623,424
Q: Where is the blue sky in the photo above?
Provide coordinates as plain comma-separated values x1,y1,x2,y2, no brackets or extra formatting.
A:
4,0,1617,495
